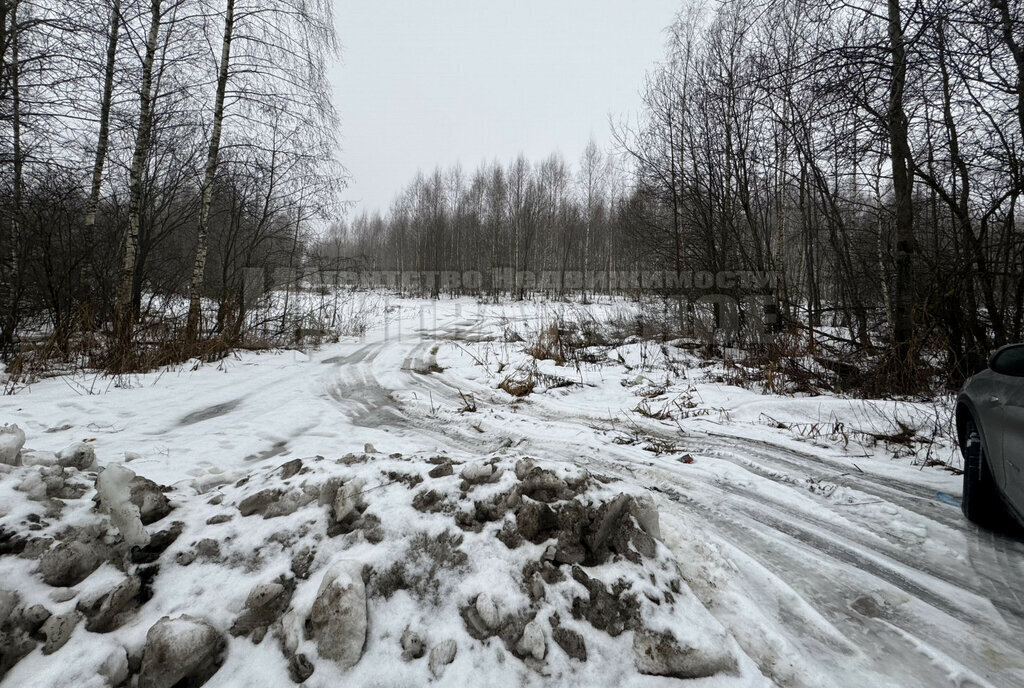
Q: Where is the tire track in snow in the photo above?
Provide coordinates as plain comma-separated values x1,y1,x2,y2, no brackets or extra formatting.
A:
427,349,1024,637
709,474,1024,637
318,312,1024,687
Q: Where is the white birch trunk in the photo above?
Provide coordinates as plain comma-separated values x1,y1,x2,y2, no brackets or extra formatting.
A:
186,0,235,340
117,0,162,345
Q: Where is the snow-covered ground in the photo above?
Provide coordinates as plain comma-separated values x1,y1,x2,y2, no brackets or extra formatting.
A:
1,297,1022,688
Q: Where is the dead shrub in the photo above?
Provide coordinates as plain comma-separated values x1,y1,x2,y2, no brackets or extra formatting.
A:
500,370,536,397
525,321,566,365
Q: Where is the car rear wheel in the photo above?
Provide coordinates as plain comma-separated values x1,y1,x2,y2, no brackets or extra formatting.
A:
962,419,1009,527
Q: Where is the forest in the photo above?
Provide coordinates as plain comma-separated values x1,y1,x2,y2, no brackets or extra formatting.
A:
0,0,342,371
3,0,1024,391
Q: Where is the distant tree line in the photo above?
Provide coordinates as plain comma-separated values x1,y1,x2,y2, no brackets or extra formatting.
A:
320,142,636,299
0,0,342,369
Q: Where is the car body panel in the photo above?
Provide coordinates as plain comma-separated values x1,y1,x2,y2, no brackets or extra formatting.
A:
958,343,1024,527
1002,380,1024,509
960,370,1008,487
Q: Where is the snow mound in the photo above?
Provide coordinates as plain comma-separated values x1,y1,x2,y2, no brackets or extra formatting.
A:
56,442,97,470
0,423,26,465
0,444,758,687
96,464,150,548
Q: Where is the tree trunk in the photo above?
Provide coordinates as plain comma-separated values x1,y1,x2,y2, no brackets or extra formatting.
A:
281,207,302,338
886,0,916,365
85,0,121,228
116,0,162,356
186,0,234,342
2,0,22,353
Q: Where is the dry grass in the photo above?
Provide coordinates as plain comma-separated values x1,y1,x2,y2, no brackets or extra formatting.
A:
499,371,535,398
524,321,567,365
3,289,382,390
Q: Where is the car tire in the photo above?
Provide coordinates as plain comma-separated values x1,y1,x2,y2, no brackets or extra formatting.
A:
961,419,1009,527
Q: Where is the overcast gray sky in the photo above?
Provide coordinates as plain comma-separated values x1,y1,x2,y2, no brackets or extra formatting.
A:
330,0,682,216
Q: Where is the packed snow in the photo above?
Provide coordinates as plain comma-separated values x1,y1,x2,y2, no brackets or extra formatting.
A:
0,297,1022,687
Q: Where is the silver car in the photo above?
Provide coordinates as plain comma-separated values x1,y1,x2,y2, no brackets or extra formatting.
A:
956,343,1024,528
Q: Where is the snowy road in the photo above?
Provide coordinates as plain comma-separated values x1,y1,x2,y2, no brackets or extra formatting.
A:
314,303,1024,687
3,298,1023,687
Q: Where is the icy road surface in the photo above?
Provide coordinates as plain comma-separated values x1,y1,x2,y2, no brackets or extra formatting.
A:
3,297,1023,687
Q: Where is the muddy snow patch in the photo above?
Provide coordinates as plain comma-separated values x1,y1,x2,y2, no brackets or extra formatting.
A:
0,428,757,687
